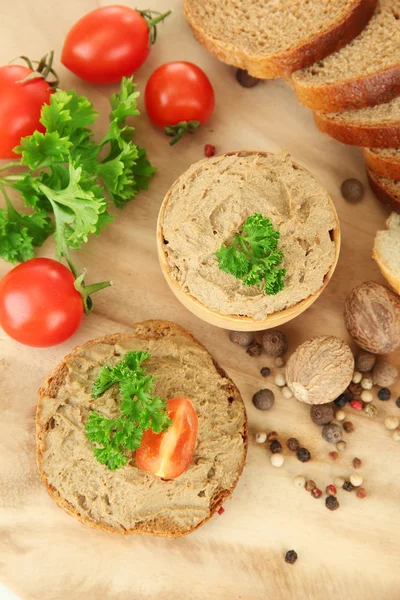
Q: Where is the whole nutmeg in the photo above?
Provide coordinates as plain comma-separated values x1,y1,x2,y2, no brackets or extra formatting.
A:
285,336,354,405
372,362,399,387
229,331,253,347
262,330,287,357
310,403,335,425
344,282,400,354
355,351,376,373
322,423,342,444
252,389,275,411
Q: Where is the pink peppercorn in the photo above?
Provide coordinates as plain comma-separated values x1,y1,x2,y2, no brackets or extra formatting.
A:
326,484,337,496
218,506,225,515
350,399,363,411
311,488,322,499
328,451,339,461
204,144,216,157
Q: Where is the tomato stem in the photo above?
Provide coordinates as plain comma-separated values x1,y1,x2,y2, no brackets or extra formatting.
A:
164,120,201,145
74,270,113,314
137,8,172,45
11,51,59,89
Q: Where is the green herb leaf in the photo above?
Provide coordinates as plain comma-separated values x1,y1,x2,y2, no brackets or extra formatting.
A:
85,351,171,470
0,76,154,267
216,213,286,295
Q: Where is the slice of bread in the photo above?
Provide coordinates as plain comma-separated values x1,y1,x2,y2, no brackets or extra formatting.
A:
373,212,400,293
184,0,377,79
292,0,400,111
313,96,400,147
36,320,248,538
364,147,400,180
368,168,400,211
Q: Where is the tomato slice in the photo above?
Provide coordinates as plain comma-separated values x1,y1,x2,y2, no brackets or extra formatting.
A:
136,397,198,479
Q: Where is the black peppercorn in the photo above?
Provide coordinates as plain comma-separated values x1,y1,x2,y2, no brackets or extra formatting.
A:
246,342,262,357
343,481,355,492
287,437,299,451
296,447,311,463
396,397,400,409
341,178,364,203
325,496,340,511
260,367,271,377
270,439,282,454
378,387,391,401
334,390,353,408
349,382,362,396
310,403,335,426
284,550,298,565
236,68,260,88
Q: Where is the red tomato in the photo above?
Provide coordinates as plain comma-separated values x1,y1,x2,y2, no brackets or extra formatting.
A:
0,258,84,347
0,65,52,159
136,397,199,479
62,6,152,84
145,62,215,129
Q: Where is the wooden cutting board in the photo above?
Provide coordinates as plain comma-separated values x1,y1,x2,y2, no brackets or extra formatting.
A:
1,1,400,599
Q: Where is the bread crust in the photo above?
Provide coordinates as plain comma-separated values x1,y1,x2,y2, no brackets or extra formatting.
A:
314,111,400,147
367,168,400,212
36,320,248,537
372,246,400,295
293,64,400,112
364,149,400,181
184,0,377,79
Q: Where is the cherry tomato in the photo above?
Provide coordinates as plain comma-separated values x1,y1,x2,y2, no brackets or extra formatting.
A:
145,62,215,129
62,6,154,84
0,258,84,347
136,397,199,479
0,65,52,159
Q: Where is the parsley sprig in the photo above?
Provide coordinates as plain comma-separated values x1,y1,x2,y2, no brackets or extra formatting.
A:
0,77,155,309
85,351,171,470
216,214,286,295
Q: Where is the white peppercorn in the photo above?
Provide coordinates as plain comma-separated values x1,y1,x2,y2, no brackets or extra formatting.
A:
391,429,400,442
255,432,267,444
335,410,346,421
336,440,347,452
275,373,286,387
275,357,285,368
350,473,363,487
360,390,373,403
384,416,400,431
282,386,293,399
361,377,373,390
334,476,345,488
270,454,285,468
352,371,362,384
294,475,306,488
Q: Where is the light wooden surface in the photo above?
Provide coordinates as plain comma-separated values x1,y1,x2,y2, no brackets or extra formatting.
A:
1,2,400,599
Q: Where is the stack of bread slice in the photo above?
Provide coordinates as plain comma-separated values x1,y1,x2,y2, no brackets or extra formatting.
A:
184,0,400,208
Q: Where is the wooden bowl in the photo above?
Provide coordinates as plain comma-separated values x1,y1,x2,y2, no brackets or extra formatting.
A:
157,155,341,332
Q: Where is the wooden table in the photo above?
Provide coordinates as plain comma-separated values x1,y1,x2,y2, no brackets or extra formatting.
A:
1,1,400,599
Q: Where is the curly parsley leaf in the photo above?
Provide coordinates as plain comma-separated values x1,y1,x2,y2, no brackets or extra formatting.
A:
0,76,154,266
86,351,171,470
216,213,286,295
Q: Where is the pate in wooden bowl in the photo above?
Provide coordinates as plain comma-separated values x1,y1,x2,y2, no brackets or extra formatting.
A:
157,151,340,331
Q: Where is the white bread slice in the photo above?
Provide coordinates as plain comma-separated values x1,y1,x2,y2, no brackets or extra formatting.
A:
373,213,400,294
368,168,400,211
292,0,400,111
36,321,248,537
364,147,400,180
313,96,400,147
184,0,377,78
